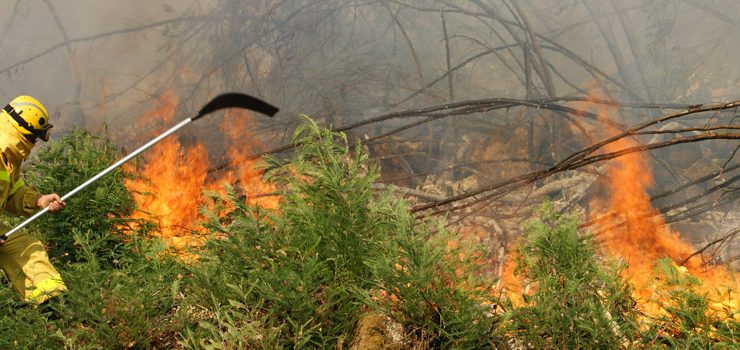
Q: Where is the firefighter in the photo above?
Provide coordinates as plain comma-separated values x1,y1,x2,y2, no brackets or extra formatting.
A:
0,95,67,305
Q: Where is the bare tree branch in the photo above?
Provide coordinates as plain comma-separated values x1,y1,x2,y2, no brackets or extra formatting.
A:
410,101,739,214
679,227,739,266
0,15,208,76
440,8,454,102
42,0,83,101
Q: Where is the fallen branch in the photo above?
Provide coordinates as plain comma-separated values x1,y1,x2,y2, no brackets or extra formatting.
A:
410,101,739,214
371,183,445,202
208,96,703,173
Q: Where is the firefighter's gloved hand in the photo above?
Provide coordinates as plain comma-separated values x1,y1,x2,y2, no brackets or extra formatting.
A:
37,193,66,213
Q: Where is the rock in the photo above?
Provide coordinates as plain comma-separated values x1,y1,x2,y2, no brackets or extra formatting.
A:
349,312,405,350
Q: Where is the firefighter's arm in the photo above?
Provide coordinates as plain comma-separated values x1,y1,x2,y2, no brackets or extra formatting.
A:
4,178,44,217
0,168,11,212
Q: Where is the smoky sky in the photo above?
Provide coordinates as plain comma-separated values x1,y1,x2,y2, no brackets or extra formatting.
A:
0,0,737,251
0,0,736,123
0,0,737,181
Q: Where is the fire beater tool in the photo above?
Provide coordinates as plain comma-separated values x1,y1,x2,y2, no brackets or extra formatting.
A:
0,93,279,241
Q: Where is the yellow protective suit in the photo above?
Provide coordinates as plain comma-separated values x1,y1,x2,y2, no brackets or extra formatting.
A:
0,117,66,304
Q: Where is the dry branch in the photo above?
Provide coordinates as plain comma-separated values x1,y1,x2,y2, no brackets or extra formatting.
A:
409,101,739,214
582,171,738,232
678,227,739,267
440,9,454,102
207,96,721,176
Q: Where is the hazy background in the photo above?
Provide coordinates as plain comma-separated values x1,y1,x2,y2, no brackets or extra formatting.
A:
0,0,737,257
1,1,736,124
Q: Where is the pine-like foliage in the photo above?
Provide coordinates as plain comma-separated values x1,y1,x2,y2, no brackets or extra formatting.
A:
0,120,732,349
182,116,502,349
25,128,139,263
641,258,739,349
508,203,639,349
0,128,185,349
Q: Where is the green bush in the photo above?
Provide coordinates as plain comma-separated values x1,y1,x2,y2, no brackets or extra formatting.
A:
48,234,185,349
182,116,502,348
2,118,733,349
368,216,502,349
641,258,739,349
0,286,61,349
25,128,140,264
182,117,391,348
0,236,184,350
0,128,186,349
508,203,639,349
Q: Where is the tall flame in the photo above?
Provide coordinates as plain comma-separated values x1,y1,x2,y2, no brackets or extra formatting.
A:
123,91,277,256
498,98,737,318
589,100,737,318
219,109,278,208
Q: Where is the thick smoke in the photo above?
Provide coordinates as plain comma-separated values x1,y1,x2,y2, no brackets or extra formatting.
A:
0,1,736,123
0,0,737,254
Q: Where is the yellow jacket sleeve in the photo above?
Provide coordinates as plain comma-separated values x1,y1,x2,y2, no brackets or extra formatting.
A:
0,150,41,217
0,169,11,213
5,178,41,217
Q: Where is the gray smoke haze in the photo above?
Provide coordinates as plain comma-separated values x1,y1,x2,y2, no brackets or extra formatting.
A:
0,1,737,250
1,1,736,122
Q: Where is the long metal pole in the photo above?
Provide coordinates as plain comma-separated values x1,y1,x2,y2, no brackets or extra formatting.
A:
1,118,194,240
0,92,279,241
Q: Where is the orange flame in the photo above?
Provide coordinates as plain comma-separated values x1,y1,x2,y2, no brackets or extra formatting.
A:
123,91,277,257
219,109,278,208
498,97,737,319
589,99,737,318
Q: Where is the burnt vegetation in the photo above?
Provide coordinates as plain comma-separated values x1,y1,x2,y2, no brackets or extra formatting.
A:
0,0,737,348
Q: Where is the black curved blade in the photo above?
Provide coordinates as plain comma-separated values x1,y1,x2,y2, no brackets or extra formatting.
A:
194,93,279,120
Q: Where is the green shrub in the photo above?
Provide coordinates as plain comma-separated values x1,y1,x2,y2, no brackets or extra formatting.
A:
183,117,388,348
179,281,283,349
368,216,502,349
641,258,739,349
4,118,731,349
0,128,185,349
0,244,185,350
508,203,639,349
182,116,502,348
48,233,185,349
0,286,61,349
25,128,140,264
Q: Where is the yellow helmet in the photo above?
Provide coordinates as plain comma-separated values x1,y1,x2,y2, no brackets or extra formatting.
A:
2,95,53,142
